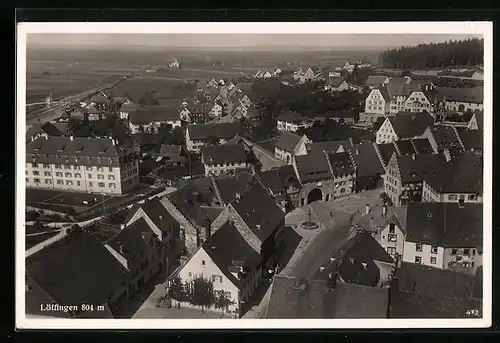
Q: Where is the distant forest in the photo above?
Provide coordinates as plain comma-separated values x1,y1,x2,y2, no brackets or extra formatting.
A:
380,38,484,70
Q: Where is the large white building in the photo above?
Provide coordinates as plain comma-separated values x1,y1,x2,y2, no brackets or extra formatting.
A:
26,136,139,195
438,87,484,113
276,111,314,133
185,123,241,153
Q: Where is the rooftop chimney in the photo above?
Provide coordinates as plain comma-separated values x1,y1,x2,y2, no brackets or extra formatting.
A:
382,205,387,217
235,192,241,200
411,153,416,160
365,204,370,215
119,244,124,256
120,224,125,230
205,218,212,240
70,136,74,141
159,215,163,220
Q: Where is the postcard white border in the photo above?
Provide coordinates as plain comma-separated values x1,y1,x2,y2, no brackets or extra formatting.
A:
16,21,492,330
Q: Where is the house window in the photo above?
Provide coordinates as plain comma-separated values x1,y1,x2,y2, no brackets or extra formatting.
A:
415,256,422,264
64,165,71,170
472,249,476,256
109,183,116,188
109,167,113,172
45,179,52,184
468,194,477,201
43,163,50,168
448,194,458,201
89,182,93,187
74,166,80,170
33,171,40,176
431,246,438,254
464,249,470,255
97,167,104,172
55,165,61,169
415,243,422,252
88,174,92,178
389,223,395,233
202,260,206,266
388,234,397,242
451,248,458,255
76,181,81,186
97,174,104,180
44,171,51,176
86,166,92,171
387,247,396,255
57,180,63,185
108,175,115,180
211,275,223,283
98,182,105,187
31,163,38,168
188,272,192,277
65,173,71,178
34,178,40,183
430,257,437,264
66,180,73,186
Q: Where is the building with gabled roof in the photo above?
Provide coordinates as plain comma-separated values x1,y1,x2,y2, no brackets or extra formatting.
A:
25,229,129,318
402,202,483,275
293,149,357,206
26,122,69,143
129,105,182,134
422,152,483,204
456,127,483,153
374,138,437,169
256,164,303,210
186,122,241,153
313,230,396,287
324,77,349,92
437,86,484,112
384,152,447,206
173,221,263,318
276,111,314,133
201,143,250,177
420,125,464,155
376,111,435,144
25,136,139,195
365,75,390,89
274,131,311,165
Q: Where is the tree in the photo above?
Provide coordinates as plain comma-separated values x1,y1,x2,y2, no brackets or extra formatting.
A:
168,276,186,307
186,276,215,312
214,291,234,316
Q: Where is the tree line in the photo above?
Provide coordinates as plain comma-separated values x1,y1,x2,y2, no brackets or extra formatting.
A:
167,275,234,315
380,38,484,70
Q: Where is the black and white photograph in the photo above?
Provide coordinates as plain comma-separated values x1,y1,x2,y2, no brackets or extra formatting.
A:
16,22,492,329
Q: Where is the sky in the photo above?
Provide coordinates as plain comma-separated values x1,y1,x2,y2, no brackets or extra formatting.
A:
27,33,483,50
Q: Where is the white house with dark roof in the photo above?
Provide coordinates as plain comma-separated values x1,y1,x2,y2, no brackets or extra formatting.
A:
201,144,249,177
324,77,349,92
276,111,314,133
274,131,311,165
376,111,435,144
422,152,483,204
293,67,322,84
173,222,262,318
185,122,241,153
365,87,390,115
129,106,182,134
25,136,139,195
438,87,484,112
402,202,483,275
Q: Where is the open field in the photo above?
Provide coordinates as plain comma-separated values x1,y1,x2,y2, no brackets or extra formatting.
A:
26,46,380,105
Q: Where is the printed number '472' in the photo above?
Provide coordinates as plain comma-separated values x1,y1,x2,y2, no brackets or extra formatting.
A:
466,309,479,316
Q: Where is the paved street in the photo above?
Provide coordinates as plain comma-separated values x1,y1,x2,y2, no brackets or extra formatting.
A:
288,188,385,279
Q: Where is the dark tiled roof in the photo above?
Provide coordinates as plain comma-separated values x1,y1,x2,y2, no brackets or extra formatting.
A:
386,77,409,97
376,86,390,102
266,276,328,318
411,138,434,154
120,103,140,112
202,144,247,166
215,172,256,205
327,152,356,177
353,206,407,235
139,198,178,234
266,276,390,318
405,202,483,247
438,87,484,104
389,262,482,318
365,75,389,87
396,153,447,183
26,136,133,167
457,128,483,151
203,222,262,290
424,152,483,194
231,183,284,242
26,230,128,307
375,143,397,166
187,122,241,141
106,218,155,258
277,111,312,123
195,206,224,227
257,169,285,195
313,231,394,287
275,131,303,153
168,177,219,221
276,164,302,189
294,151,331,183
129,105,180,124
306,140,353,155
394,140,416,155
389,111,435,139
327,77,346,88
331,283,389,318
428,126,462,151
